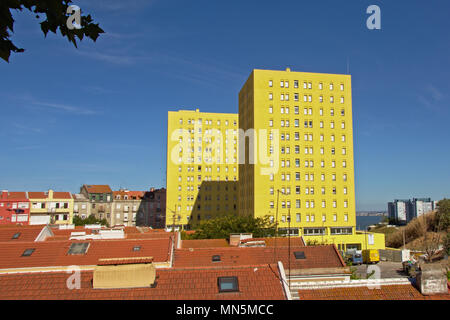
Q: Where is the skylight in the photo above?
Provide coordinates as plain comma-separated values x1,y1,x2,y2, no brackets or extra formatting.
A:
22,248,35,257
68,242,90,255
133,246,141,252
218,277,239,293
294,251,306,259
12,232,21,240
212,255,221,262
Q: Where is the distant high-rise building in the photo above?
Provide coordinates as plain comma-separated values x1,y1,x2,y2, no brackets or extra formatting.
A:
166,109,239,229
388,198,436,224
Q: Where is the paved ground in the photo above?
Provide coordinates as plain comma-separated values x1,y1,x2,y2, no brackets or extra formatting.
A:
353,261,409,279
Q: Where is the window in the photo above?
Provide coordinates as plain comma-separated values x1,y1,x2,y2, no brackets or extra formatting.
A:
269,93,273,100
269,106,273,114
269,80,273,87
12,232,21,240
212,255,221,262
303,228,325,236
68,242,90,255
218,277,239,293
294,251,306,259
133,246,141,252
22,248,35,257
331,227,352,235
294,80,298,88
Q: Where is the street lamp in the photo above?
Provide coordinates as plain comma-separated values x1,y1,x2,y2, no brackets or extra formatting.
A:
287,210,291,290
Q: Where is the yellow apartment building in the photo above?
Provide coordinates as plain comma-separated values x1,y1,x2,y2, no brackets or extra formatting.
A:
166,109,239,229
238,68,384,250
28,190,74,225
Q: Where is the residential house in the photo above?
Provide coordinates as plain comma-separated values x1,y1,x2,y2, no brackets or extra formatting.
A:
72,193,90,219
0,191,30,225
80,185,113,223
112,189,144,227
28,190,73,225
139,188,166,228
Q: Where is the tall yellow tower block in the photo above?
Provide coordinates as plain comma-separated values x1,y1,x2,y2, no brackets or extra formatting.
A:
238,68,384,250
166,109,239,230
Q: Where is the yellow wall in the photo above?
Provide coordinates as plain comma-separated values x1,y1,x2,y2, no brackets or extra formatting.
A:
238,68,380,247
166,109,239,228
303,232,386,251
29,190,74,224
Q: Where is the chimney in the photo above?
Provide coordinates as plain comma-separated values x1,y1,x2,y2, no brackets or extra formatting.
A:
416,264,448,295
48,190,54,199
1,190,8,199
93,257,156,289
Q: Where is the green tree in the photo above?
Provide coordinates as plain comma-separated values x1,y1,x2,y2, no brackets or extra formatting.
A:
444,232,450,256
1,0,104,62
188,215,276,240
73,214,109,227
435,198,450,230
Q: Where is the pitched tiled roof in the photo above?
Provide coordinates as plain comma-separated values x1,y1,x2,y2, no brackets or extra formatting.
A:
0,192,28,200
181,237,306,249
84,185,112,194
241,237,306,247
43,227,173,241
113,191,145,200
27,192,46,199
0,238,173,269
182,239,230,248
0,227,43,242
52,192,72,199
27,192,72,200
0,264,286,300
174,245,346,270
298,284,450,300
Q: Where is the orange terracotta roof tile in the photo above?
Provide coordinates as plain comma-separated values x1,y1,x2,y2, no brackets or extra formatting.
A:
0,238,173,269
0,227,43,242
113,191,145,199
52,192,72,199
174,245,345,270
0,192,28,200
84,185,112,194
27,192,46,199
182,239,230,248
298,284,450,300
0,264,286,300
241,237,306,247
97,257,154,266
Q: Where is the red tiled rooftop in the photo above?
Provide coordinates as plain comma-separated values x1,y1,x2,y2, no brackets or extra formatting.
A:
113,191,145,200
27,192,46,199
174,245,346,270
298,284,450,300
52,192,72,199
182,239,230,248
0,264,286,300
0,226,44,242
0,192,28,200
84,185,112,194
241,237,306,247
0,238,173,269
27,192,72,199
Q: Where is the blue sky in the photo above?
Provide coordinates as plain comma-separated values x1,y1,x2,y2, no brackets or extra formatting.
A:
1,0,449,211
